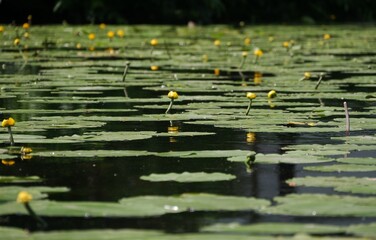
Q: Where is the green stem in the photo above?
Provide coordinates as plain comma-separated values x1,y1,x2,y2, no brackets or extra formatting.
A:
245,100,253,116
165,99,174,114
121,62,130,82
239,57,246,69
24,202,47,229
314,73,324,90
344,101,350,135
7,126,14,146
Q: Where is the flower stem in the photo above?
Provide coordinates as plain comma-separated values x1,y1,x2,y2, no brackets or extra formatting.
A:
121,61,131,82
344,101,350,135
24,202,47,229
314,73,324,90
245,100,253,116
7,126,14,146
165,99,174,114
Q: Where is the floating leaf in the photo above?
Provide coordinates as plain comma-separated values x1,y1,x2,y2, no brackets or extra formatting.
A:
0,176,41,183
140,172,236,182
305,164,376,172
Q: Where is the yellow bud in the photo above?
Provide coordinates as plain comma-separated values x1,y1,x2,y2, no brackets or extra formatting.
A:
23,32,29,39
254,49,263,57
267,90,277,99
150,65,159,71
244,37,251,46
17,191,32,204
168,91,179,100
14,38,21,46
246,92,257,100
304,72,311,79
116,29,125,38
150,38,158,46
22,23,30,30
88,33,95,40
21,147,33,154
0,25,5,32
99,23,106,30
323,34,331,40
242,51,248,57
282,41,290,48
213,39,221,46
2,117,15,127
107,31,115,39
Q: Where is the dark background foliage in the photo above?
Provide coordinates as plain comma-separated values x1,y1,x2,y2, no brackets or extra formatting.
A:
0,0,375,24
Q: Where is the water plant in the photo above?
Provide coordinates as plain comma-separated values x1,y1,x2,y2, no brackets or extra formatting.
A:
253,48,263,63
344,101,350,134
314,72,325,90
2,117,15,145
245,92,257,116
17,191,47,229
165,91,179,114
299,72,311,81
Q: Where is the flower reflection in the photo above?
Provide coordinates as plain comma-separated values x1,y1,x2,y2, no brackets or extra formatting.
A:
1,159,15,166
246,132,256,143
253,72,262,85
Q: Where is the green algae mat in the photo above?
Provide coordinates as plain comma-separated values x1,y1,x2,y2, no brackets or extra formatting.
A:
0,23,375,239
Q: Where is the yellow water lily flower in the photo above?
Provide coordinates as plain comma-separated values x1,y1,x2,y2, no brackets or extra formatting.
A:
2,117,15,127
244,37,251,46
21,147,33,154
213,39,221,46
150,38,158,46
323,34,331,40
282,41,290,48
99,23,106,30
22,23,30,30
167,91,179,100
88,33,95,40
107,31,115,39
267,90,277,99
14,38,20,46
214,68,220,76
150,65,159,71
116,29,125,38
17,191,32,204
246,92,257,100
0,25,4,32
242,51,248,57
254,49,263,57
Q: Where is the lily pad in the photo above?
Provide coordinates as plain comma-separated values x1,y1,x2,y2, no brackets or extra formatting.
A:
54,131,156,142
287,176,376,194
33,150,153,158
155,150,254,159
202,222,344,235
0,176,42,183
263,194,376,217
253,153,332,164
140,172,236,182
336,157,376,165
305,164,376,172
347,222,376,238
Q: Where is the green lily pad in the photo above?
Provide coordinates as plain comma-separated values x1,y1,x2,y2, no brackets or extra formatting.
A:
336,157,376,165
155,150,254,159
263,194,376,217
0,186,69,202
140,172,236,182
0,176,42,183
253,153,332,164
202,222,344,235
287,176,376,194
33,150,153,158
305,164,376,172
347,222,376,238
54,131,156,142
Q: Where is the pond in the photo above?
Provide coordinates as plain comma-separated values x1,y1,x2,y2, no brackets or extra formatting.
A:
0,24,376,239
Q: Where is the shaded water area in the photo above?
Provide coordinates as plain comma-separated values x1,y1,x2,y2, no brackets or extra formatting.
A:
0,24,376,238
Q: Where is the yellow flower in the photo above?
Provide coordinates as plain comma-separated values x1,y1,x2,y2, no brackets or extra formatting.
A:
22,23,30,30
23,32,29,39
246,92,257,100
168,91,179,100
304,72,311,79
267,90,277,99
213,39,221,46
242,51,248,57
107,31,115,39
254,49,263,57
214,68,220,76
99,23,106,30
168,126,179,134
150,38,158,46
116,29,125,38
244,37,251,46
0,25,4,32
14,38,21,46
76,43,82,49
282,41,290,48
88,33,95,40
2,117,15,127
21,147,33,154
17,191,32,204
323,33,331,40
150,65,159,71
